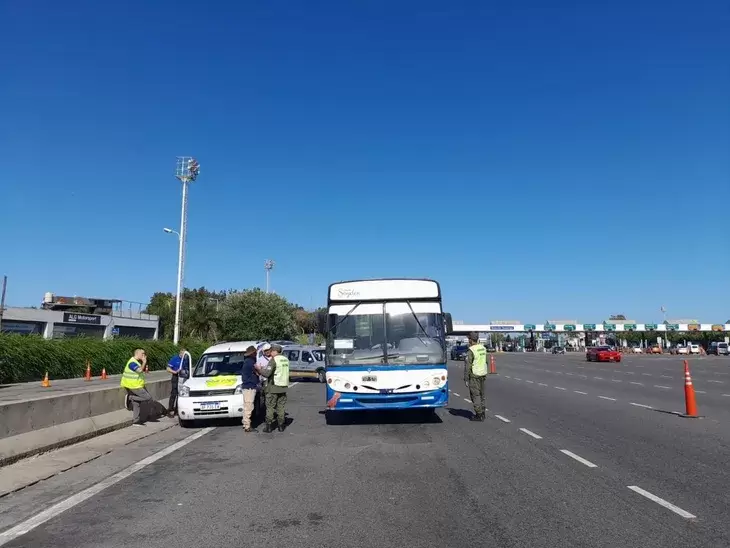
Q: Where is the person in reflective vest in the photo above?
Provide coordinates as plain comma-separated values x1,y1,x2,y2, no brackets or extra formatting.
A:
464,332,488,422
259,344,290,433
120,348,153,426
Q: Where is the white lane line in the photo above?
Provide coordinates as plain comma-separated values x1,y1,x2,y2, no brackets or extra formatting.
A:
565,372,574,376
453,392,461,397
708,380,724,384
654,385,671,389
504,375,512,378
695,390,706,394
599,396,617,401
519,428,542,440
612,379,622,383
593,376,604,380
525,380,535,384
642,373,653,377
538,383,548,386
289,382,299,387
555,386,567,390
630,402,653,409
0,427,215,546
625,371,635,375
630,381,644,386
627,486,696,519
463,398,471,403
574,390,588,395
494,415,511,423
660,375,673,379
514,378,522,381
560,450,598,468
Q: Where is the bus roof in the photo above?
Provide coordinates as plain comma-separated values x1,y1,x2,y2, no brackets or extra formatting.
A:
328,278,441,303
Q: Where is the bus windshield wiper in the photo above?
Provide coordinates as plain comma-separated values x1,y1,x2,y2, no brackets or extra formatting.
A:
405,300,434,347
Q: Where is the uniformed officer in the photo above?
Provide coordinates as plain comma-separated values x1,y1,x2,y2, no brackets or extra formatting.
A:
260,343,290,433
121,348,152,426
464,332,488,421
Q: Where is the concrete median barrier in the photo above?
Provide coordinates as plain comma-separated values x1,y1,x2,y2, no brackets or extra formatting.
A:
0,373,172,466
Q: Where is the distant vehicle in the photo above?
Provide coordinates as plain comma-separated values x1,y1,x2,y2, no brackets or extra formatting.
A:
586,345,622,363
676,345,689,355
177,340,266,428
708,342,730,356
631,346,643,354
647,344,662,354
281,344,327,383
451,344,469,361
552,346,565,355
688,344,701,355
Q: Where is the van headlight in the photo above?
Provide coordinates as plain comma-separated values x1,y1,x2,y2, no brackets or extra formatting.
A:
179,385,190,397
234,384,243,395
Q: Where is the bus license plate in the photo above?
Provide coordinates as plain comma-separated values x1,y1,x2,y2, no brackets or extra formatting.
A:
201,402,220,411
362,375,377,382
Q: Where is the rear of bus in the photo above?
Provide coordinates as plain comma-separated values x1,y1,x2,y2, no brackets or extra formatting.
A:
321,279,452,415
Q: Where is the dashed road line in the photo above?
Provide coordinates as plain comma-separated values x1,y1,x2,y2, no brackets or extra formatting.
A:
560,450,598,468
660,375,673,379
593,376,604,380
565,372,574,376
654,385,671,389
574,390,588,395
555,386,566,390
627,486,696,519
453,392,461,397
695,390,706,394
630,402,653,409
494,415,511,423
630,382,644,386
463,398,471,403
525,380,534,384
599,396,617,401
708,380,724,384
625,372,636,375
611,379,622,383
504,375,512,378
538,383,548,386
519,428,542,440
722,394,730,397
514,378,522,381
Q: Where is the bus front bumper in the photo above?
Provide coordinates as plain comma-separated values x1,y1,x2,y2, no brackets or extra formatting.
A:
325,385,449,410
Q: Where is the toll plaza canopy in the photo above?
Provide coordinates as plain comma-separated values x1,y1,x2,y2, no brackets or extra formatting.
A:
450,322,730,333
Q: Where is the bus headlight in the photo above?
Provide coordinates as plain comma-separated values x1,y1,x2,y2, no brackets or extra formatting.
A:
433,377,441,386
423,381,430,388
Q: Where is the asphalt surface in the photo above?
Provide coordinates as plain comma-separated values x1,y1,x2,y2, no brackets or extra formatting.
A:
0,353,729,547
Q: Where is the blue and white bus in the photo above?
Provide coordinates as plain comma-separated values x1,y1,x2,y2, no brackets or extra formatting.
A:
320,278,453,416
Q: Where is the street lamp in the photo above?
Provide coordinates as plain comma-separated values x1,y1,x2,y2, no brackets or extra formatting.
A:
264,259,275,293
171,157,200,345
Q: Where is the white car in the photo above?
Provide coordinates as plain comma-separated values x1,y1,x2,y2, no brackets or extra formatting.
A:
676,346,689,355
177,340,265,427
632,346,643,354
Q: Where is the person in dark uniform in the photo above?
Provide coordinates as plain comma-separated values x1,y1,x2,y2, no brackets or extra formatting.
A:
464,332,488,421
166,348,186,417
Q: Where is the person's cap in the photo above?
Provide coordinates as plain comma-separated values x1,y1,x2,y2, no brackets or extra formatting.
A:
270,343,283,353
258,342,272,352
244,345,257,357
468,331,479,341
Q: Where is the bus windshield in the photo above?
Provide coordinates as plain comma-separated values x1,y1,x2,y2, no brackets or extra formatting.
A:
327,302,446,366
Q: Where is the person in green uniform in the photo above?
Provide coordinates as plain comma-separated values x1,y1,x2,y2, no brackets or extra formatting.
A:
464,332,488,422
260,343,290,433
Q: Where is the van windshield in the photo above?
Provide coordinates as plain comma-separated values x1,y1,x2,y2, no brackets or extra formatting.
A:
193,352,248,377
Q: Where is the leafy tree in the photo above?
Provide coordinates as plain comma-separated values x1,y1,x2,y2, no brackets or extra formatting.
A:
219,289,297,341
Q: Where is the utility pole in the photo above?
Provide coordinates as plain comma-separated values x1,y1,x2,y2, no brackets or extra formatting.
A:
0,275,7,333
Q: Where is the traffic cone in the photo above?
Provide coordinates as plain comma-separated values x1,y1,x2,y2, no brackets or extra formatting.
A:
41,371,51,387
489,355,497,375
683,360,699,418
84,360,92,381
100,367,108,380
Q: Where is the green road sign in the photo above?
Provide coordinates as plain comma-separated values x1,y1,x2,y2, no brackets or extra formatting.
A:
666,324,679,331
564,324,576,331
544,323,555,330
624,324,637,331
644,323,657,330
582,323,596,330
524,324,536,330
604,323,616,331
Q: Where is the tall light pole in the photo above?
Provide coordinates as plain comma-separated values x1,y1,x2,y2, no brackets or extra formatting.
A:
171,157,200,345
264,259,275,293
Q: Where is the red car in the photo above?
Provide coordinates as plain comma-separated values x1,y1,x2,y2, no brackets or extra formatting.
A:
586,345,622,362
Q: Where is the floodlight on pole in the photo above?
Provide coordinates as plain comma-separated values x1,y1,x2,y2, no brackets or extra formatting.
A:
264,259,275,293
172,156,200,345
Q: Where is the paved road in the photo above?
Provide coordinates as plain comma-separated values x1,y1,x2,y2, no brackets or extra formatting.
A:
0,354,728,547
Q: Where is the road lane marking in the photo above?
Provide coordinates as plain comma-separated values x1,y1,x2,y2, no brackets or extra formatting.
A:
625,371,635,375
495,415,511,423
593,376,604,380
514,378,522,381
599,396,617,401
630,382,644,386
555,386,566,390
630,402,653,409
538,383,548,386
463,398,471,403
453,392,461,397
612,379,622,383
627,486,696,519
654,385,671,389
525,380,534,383
519,428,542,439
504,375,512,378
574,390,588,395
289,382,299,387
708,380,724,384
695,390,706,394
560,450,597,468
565,372,574,376
642,373,653,376
0,427,215,546
660,375,673,379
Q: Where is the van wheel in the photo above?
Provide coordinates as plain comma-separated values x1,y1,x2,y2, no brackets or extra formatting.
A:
179,417,193,428
317,369,326,383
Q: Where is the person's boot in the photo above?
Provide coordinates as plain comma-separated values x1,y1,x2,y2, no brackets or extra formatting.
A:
469,412,480,422
478,412,486,422
278,420,286,432
262,422,273,433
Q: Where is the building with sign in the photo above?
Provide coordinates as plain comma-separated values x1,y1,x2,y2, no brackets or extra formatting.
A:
0,293,159,340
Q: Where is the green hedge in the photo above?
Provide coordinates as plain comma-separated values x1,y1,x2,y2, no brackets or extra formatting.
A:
0,334,210,384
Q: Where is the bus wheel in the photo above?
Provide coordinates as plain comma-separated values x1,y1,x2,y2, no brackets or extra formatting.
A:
317,369,326,383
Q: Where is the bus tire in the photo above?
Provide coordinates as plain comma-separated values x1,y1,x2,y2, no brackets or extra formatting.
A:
179,417,193,428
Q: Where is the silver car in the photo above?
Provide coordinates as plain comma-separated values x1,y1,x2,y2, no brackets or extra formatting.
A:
281,344,327,383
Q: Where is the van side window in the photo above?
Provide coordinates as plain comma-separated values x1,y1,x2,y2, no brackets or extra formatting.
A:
286,350,300,361
301,351,314,363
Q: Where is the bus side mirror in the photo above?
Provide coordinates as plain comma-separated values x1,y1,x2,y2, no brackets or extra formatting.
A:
444,313,453,335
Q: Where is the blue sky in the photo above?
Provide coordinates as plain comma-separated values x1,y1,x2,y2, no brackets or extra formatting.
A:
1,0,728,323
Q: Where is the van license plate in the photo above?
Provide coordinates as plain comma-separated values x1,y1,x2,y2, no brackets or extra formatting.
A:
201,402,220,411
362,375,377,382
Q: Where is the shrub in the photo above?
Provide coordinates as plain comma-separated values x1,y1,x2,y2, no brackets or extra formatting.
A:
0,335,209,384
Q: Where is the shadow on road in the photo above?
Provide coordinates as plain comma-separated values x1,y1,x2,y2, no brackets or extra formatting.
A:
447,408,475,420
318,409,443,426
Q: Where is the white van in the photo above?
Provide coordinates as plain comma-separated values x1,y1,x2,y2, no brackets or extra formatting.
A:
281,344,327,383
177,340,264,427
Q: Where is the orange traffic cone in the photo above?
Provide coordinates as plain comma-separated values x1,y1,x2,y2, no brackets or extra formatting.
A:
41,371,51,387
489,355,497,375
84,360,92,381
100,367,108,380
683,360,699,418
